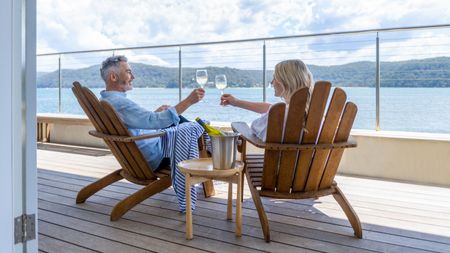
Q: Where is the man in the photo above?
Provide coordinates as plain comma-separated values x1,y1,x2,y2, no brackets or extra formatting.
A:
99,55,204,171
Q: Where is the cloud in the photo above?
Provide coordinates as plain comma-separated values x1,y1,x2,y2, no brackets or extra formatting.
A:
37,0,117,53
37,0,450,69
37,0,316,52
315,0,450,31
124,52,172,67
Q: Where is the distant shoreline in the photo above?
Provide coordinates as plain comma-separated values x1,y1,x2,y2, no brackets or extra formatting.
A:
37,56,450,89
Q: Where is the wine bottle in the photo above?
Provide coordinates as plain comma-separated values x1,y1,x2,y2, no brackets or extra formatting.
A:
195,117,224,136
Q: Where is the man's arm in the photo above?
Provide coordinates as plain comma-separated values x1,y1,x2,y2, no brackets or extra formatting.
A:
104,89,203,130
110,97,180,129
174,88,205,114
154,105,170,112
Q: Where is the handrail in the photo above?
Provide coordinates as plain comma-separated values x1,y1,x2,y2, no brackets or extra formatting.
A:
37,24,450,56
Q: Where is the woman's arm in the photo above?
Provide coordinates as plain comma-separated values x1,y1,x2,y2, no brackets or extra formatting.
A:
220,94,271,114
233,100,271,114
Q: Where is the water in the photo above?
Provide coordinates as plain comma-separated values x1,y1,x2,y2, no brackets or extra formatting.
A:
37,87,450,134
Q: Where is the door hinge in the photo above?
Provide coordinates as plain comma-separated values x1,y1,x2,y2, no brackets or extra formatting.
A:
14,214,36,244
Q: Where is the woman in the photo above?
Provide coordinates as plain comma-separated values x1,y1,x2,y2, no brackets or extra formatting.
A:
220,59,313,141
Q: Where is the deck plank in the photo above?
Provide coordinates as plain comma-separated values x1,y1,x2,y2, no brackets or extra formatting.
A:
39,220,154,253
38,170,450,237
38,171,448,253
38,186,320,253
37,147,450,253
39,206,231,253
38,234,97,253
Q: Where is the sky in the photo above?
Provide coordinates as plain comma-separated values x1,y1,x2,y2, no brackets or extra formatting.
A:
37,0,450,70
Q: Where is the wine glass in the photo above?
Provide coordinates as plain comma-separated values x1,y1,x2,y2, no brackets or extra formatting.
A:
196,69,208,89
215,74,227,95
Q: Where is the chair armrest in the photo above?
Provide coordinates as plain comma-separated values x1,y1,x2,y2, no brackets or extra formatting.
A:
262,139,357,151
89,130,166,142
231,121,357,151
231,122,267,148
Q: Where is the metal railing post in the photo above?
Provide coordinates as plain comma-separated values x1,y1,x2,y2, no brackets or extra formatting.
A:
262,41,266,102
58,55,62,112
375,33,381,130
178,47,182,102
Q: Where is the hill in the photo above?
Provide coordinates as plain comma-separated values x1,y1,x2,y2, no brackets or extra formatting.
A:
37,57,450,88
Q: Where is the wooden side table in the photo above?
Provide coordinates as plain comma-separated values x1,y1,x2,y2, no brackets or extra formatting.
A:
178,158,244,240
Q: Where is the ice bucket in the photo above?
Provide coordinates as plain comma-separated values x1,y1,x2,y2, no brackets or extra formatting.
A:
210,132,240,170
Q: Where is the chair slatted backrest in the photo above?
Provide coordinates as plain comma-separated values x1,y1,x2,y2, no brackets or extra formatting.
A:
275,88,308,193
261,81,357,193
72,82,157,180
262,103,285,190
72,83,132,176
318,102,357,189
292,81,331,192
303,87,346,192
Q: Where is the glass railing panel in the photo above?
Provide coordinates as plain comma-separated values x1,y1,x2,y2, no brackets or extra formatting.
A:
266,34,377,130
379,28,450,133
36,25,450,134
115,47,182,111
180,42,264,123
59,52,112,115
37,55,60,113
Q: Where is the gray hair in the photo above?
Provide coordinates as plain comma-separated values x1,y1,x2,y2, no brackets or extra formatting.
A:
274,59,314,103
100,55,128,82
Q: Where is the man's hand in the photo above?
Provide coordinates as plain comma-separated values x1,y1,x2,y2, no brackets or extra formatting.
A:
154,104,171,112
174,88,205,115
186,88,205,104
220,94,238,106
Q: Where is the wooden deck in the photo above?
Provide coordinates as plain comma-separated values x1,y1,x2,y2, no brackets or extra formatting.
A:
37,143,450,253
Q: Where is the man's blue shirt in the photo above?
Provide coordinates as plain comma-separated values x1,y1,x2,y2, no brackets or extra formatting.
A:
100,90,180,170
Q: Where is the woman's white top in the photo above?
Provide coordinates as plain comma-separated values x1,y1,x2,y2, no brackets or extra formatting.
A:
250,103,289,142
250,112,269,141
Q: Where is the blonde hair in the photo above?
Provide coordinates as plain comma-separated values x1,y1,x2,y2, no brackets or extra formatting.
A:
274,59,314,104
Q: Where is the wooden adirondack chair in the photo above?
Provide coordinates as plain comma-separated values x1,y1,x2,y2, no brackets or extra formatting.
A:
232,81,362,242
72,81,214,221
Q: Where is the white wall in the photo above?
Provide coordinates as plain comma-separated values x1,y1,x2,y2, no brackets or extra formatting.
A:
0,0,37,252
339,130,450,187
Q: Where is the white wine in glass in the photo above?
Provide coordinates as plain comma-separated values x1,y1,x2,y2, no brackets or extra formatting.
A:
196,69,208,88
215,74,227,94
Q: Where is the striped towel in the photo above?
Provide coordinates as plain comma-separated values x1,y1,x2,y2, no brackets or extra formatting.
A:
161,122,204,212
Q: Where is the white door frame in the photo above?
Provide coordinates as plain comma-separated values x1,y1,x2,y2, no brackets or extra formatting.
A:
0,0,37,252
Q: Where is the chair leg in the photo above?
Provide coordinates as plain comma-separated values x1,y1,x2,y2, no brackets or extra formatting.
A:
110,176,172,221
240,169,245,202
245,172,270,242
227,182,233,220
202,180,216,198
332,185,363,238
76,169,123,204
198,136,216,198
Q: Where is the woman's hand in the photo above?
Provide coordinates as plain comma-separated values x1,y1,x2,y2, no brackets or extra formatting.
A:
220,94,238,106
154,104,171,112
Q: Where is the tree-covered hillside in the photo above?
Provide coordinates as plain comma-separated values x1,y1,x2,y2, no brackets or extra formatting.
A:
37,57,450,88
